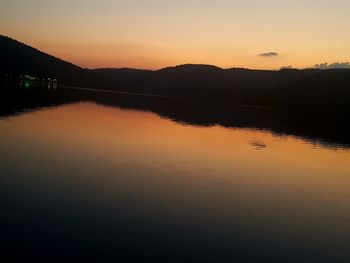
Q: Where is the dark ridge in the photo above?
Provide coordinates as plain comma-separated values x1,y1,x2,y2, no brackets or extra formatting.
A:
1,35,350,118
0,35,81,77
158,64,223,72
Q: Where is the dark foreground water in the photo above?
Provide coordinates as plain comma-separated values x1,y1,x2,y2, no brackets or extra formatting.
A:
1,101,350,262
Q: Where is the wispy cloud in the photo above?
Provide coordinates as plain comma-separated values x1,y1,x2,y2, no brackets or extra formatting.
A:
314,62,350,69
258,52,278,58
280,65,293,70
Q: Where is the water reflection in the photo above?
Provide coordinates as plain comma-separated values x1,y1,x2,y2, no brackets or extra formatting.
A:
1,86,350,149
1,101,350,262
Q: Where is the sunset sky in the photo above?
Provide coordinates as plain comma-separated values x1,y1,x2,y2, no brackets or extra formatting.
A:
1,0,349,69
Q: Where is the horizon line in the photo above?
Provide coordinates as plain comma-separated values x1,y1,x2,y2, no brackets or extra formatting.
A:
2,34,350,72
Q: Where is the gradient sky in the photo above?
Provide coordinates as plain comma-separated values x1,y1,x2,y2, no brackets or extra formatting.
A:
1,0,349,69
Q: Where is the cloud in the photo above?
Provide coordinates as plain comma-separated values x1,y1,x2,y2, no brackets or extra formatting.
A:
314,62,350,69
280,65,294,70
258,52,278,58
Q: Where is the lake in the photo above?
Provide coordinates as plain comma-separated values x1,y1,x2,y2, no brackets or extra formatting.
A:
1,100,350,262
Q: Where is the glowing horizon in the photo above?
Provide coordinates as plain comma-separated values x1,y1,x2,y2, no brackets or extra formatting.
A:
1,0,349,70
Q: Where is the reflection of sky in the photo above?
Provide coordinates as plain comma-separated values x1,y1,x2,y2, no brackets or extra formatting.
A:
2,101,350,187
1,102,350,260
1,0,349,69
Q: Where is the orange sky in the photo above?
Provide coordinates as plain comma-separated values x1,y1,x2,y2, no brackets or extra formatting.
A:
1,0,349,69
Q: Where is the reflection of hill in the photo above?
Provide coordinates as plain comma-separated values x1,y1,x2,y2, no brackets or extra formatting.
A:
1,87,349,149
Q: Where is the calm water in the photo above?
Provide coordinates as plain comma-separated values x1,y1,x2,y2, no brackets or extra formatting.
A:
1,101,350,262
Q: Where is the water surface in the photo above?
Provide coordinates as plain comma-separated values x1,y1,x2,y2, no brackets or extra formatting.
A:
1,102,350,262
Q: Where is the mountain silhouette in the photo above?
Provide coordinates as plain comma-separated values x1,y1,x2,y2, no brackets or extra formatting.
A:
0,35,83,77
1,34,350,112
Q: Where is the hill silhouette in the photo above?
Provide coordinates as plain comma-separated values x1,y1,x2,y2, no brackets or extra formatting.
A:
0,35,83,78
1,34,350,112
